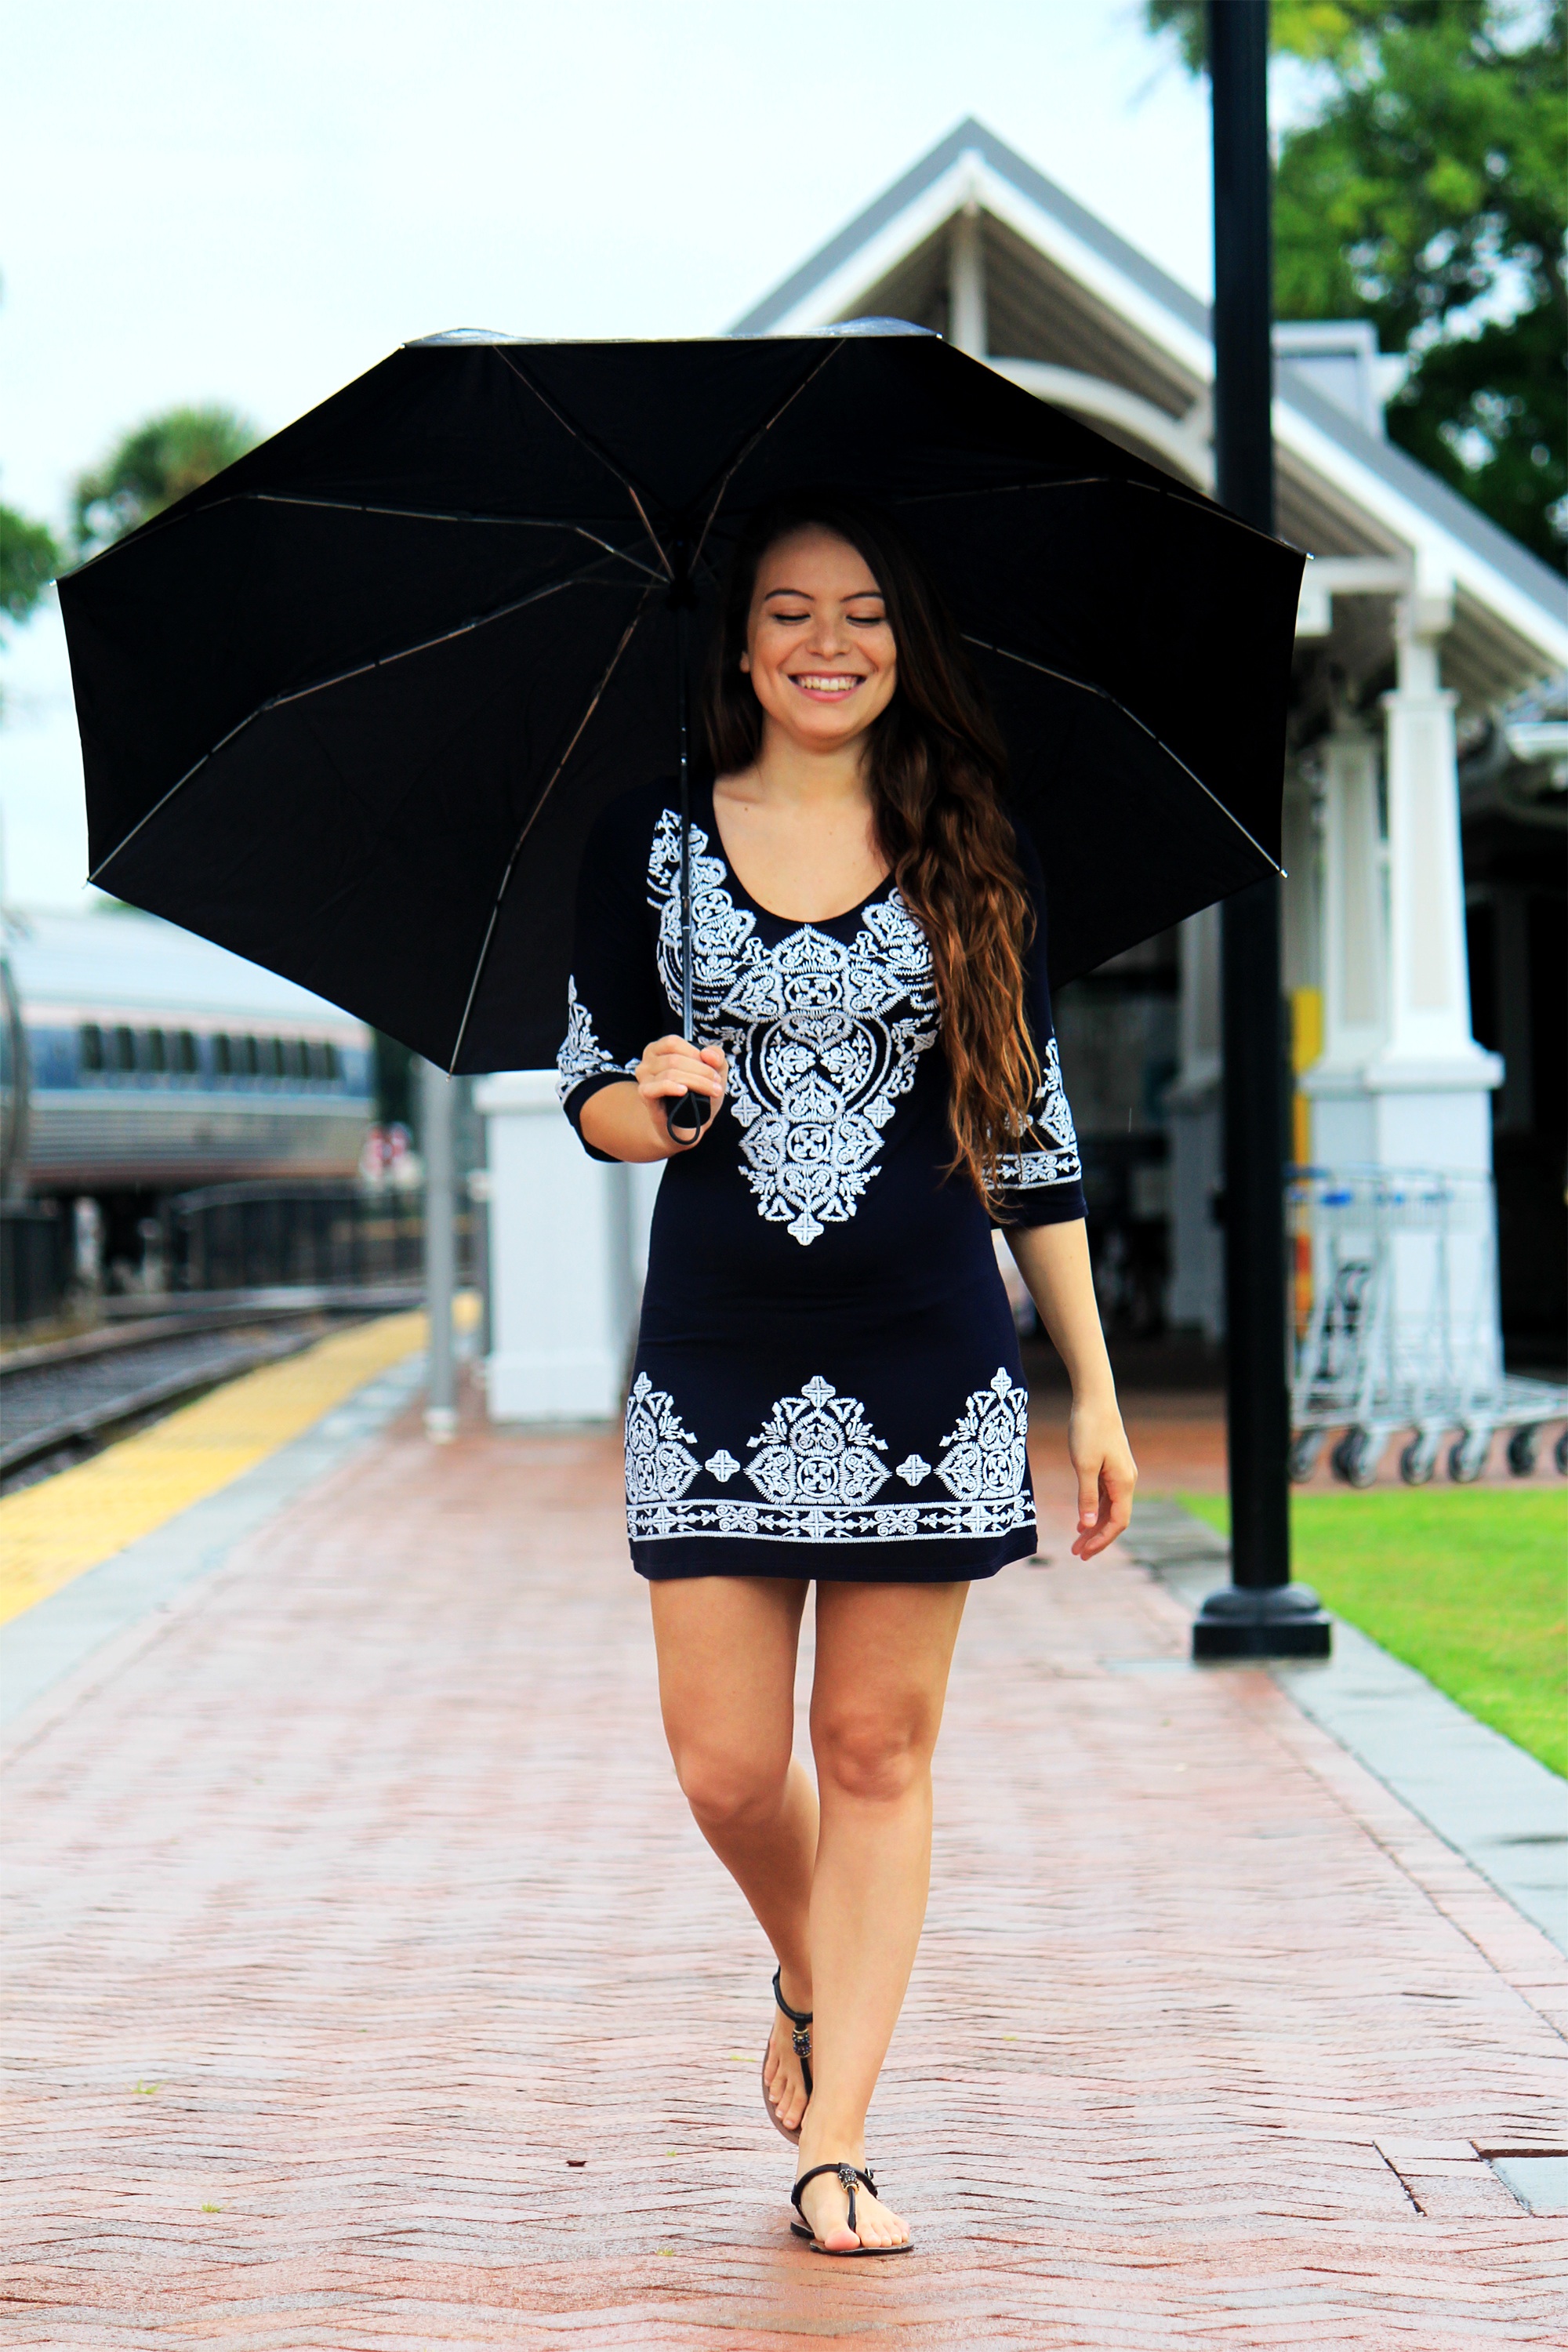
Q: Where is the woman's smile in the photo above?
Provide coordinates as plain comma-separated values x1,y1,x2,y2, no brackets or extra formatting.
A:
789,671,866,699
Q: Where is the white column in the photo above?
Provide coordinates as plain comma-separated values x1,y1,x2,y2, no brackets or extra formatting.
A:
1364,601,1501,1169
1165,903,1224,1334
474,1069,636,1424
1300,616,1504,1401
1305,714,1385,1165
948,198,987,358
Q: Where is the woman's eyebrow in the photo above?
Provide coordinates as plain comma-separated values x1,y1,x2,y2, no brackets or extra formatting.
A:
760,584,885,601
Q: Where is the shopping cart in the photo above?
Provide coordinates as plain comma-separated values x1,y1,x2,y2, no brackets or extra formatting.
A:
1287,1165,1568,1486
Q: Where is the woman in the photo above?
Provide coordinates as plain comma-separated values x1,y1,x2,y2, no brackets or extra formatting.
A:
556,493,1136,2256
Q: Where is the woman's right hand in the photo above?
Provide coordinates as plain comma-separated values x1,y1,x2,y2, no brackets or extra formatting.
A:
636,1036,728,1144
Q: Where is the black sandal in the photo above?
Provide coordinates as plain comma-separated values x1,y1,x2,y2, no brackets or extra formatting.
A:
790,2161,912,2256
761,1965,813,2144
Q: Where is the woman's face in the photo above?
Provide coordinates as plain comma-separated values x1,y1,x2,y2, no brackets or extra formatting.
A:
740,526,898,753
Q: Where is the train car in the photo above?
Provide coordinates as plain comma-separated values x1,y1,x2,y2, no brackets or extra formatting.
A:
1,909,373,1256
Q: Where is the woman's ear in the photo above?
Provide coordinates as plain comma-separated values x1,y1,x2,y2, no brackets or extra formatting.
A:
739,652,751,673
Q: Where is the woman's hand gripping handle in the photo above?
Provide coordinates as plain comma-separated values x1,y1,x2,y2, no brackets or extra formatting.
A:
576,1037,728,1163
642,1037,726,1146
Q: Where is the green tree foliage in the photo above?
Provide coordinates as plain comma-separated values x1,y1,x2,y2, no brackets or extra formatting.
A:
0,501,61,633
71,404,258,561
1145,2,1566,570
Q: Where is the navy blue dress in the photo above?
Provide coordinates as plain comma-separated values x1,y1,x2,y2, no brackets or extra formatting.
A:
557,778,1086,1583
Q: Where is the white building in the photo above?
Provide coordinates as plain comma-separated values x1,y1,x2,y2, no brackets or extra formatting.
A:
482,118,1568,1418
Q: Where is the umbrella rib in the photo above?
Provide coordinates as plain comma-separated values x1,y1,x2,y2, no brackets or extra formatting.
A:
964,634,1284,877
897,473,1301,552
445,586,658,1075
87,561,627,888
490,350,673,579
688,344,844,575
241,493,667,578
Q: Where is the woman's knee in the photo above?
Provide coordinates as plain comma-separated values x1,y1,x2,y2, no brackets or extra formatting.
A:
670,1736,790,1829
811,1704,934,1805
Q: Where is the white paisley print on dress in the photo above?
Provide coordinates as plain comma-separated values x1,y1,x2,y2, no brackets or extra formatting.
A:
555,978,639,1107
623,1368,1036,1545
994,1036,1081,1190
935,1369,1031,1503
743,1375,890,1506
623,1373,702,1504
647,811,939,1246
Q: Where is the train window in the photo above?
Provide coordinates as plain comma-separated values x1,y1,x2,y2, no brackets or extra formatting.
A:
212,1033,233,1076
112,1025,137,1073
238,1035,260,1076
258,1036,283,1079
80,1024,104,1073
280,1038,306,1080
175,1031,199,1075
323,1041,341,1081
147,1029,168,1073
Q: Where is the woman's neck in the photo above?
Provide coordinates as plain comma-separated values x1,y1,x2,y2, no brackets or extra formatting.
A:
740,721,872,812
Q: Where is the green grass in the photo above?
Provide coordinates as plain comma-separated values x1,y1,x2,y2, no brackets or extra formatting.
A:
1178,1488,1568,1777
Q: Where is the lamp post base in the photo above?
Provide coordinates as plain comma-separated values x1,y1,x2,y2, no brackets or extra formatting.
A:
1192,1582,1332,1660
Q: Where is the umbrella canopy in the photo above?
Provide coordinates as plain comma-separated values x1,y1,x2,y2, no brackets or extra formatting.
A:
60,325,1303,1074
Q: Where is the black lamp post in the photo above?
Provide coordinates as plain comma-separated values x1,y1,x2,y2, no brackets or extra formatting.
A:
1192,0,1331,1661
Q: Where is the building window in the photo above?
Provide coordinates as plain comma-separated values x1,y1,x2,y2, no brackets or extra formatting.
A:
112,1025,137,1073
147,1029,168,1073
238,1035,260,1076
258,1036,283,1079
175,1030,199,1075
213,1033,234,1076
80,1024,104,1073
280,1038,306,1080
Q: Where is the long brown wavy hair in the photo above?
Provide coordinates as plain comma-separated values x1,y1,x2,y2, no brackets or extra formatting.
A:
702,491,1040,1207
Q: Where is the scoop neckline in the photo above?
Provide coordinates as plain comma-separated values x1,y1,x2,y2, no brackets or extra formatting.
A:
699,775,895,931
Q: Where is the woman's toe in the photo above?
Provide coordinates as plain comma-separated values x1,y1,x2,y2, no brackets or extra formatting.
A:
862,2197,907,2246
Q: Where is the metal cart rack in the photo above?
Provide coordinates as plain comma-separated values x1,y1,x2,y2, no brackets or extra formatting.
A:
1287,1165,1568,1486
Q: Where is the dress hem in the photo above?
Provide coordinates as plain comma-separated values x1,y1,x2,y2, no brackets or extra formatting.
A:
632,1525,1038,1584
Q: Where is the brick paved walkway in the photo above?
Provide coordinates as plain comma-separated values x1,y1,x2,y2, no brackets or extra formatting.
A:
4,1392,1565,2348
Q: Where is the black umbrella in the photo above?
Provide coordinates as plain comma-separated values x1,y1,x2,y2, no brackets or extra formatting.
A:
60,324,1301,1080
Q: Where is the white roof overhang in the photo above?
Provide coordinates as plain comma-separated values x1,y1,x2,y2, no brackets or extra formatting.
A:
735,119,1568,704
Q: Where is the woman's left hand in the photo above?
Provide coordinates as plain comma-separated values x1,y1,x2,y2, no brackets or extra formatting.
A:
1067,1392,1138,1559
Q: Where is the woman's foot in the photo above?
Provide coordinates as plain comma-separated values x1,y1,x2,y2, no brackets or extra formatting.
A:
762,1973,812,2138
793,2158,910,2252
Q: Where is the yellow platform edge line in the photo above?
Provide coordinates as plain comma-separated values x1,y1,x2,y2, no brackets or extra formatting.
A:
0,1311,429,1629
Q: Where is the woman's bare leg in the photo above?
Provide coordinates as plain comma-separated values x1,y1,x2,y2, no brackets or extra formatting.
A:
648,1575,818,2131
794,1578,968,2251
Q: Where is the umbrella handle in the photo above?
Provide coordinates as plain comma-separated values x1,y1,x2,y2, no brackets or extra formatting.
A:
665,1090,712,1143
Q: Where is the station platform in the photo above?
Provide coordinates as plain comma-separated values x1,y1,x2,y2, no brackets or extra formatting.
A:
2,1332,1565,2347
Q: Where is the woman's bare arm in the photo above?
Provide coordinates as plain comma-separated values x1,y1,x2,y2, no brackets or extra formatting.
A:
578,1036,728,1163
1004,1219,1137,1559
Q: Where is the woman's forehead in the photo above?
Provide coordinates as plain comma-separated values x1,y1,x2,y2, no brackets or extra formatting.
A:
753,525,883,598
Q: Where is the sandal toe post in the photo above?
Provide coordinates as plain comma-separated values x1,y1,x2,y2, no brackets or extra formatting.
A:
761,1965,813,2145
790,2161,913,2257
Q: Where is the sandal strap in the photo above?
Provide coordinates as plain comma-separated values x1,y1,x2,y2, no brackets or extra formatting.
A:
791,2161,877,2238
771,1965,812,2030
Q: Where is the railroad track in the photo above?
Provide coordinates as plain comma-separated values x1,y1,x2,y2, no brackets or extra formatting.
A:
1,1286,423,1490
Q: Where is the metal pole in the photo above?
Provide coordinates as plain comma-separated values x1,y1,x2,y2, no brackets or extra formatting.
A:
421,1055,457,1443
1194,0,1329,1660
666,584,710,1143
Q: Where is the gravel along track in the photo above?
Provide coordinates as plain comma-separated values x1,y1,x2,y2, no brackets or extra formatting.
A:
1,1318,341,1492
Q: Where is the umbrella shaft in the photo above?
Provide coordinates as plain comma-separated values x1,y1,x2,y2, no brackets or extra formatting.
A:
677,602,694,1041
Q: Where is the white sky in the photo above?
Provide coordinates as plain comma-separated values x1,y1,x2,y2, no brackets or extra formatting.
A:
1,0,1217,906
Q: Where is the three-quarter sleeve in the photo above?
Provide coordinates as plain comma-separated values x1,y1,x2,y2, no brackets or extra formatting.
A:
556,794,670,1163
993,824,1087,1228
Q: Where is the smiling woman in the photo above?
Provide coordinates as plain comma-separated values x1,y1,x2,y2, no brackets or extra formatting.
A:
557,492,1136,2259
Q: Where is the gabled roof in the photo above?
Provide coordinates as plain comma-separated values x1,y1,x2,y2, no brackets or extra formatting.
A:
734,116,1209,343
734,118,1567,678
